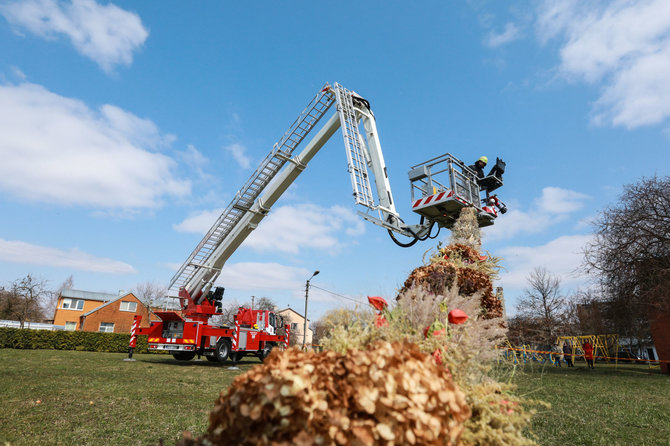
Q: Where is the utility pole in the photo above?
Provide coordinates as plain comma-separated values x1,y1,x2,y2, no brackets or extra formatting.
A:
303,270,320,349
251,295,255,310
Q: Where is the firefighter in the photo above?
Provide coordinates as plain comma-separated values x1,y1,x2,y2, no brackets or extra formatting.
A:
469,156,488,179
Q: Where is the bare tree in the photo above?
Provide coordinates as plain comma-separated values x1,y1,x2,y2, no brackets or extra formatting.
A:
584,175,670,316
564,288,606,335
5,274,49,328
42,275,74,320
506,315,550,347
133,281,168,309
0,286,17,320
515,267,566,343
210,299,241,326
583,176,670,372
243,296,277,311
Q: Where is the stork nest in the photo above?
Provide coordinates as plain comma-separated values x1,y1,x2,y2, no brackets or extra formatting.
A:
399,244,503,319
178,341,470,446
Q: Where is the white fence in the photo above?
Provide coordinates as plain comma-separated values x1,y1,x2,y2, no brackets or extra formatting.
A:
0,320,64,330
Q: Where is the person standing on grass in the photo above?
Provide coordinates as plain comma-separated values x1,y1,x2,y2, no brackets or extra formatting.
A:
583,341,594,369
553,344,562,367
563,342,574,367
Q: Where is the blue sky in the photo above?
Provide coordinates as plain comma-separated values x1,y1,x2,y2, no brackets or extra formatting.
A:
1,0,669,321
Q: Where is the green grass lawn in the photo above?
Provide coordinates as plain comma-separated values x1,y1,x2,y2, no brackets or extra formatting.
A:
0,349,260,445
1,349,669,445
510,361,670,446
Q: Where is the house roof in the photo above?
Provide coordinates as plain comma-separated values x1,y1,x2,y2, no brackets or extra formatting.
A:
60,289,119,302
81,293,138,317
276,307,309,321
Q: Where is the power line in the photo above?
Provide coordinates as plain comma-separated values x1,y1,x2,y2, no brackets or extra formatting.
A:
310,284,366,305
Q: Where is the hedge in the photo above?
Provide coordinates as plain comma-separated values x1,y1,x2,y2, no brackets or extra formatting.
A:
0,327,148,353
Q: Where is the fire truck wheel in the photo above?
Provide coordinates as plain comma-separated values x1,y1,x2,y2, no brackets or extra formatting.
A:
172,351,196,361
215,339,231,362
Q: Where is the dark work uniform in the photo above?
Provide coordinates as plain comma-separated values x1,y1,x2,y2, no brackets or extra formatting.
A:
563,344,574,367
468,162,485,179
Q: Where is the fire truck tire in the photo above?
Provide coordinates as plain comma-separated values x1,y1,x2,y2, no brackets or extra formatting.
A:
172,351,196,361
215,338,231,362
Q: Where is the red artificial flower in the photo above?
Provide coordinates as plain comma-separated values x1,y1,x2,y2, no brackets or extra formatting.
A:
367,296,388,312
374,314,388,328
448,309,468,324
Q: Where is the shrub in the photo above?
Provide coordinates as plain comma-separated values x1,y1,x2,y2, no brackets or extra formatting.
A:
0,327,148,353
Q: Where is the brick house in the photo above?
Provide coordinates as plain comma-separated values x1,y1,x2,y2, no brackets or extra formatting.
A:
649,309,670,374
53,289,154,333
276,308,313,346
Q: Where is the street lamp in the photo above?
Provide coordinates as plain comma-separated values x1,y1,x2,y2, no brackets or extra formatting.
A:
303,270,320,349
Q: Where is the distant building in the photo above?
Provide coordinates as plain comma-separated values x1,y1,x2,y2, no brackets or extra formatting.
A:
53,289,154,333
276,308,313,346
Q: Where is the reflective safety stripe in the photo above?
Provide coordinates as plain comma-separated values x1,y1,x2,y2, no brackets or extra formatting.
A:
412,190,455,208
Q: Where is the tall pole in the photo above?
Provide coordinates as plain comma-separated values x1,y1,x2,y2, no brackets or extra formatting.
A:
303,270,320,349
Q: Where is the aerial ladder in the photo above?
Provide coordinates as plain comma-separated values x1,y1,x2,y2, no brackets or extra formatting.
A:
137,82,506,362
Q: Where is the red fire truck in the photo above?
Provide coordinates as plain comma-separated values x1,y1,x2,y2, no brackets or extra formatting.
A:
135,83,506,363
138,291,289,362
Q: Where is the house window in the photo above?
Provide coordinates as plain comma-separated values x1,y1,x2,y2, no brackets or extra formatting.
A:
291,323,298,330
61,298,84,310
119,301,137,312
99,322,114,333
65,321,77,331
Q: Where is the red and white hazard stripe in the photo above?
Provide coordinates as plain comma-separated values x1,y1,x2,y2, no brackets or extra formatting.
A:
129,315,141,348
283,325,290,350
232,318,240,351
412,190,454,209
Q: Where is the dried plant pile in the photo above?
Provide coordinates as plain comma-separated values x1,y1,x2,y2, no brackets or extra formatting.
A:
402,243,503,319
179,341,470,446
318,208,539,444
176,208,539,445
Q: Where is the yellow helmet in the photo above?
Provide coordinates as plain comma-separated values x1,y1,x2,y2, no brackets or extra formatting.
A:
478,156,488,164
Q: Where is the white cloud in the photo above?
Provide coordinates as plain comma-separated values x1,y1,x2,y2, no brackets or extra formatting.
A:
484,187,590,240
483,208,554,241
223,143,251,169
0,238,136,273
534,187,590,214
10,66,26,80
246,204,365,254
535,0,670,128
174,203,366,255
485,22,521,48
173,208,223,233
497,234,592,290
179,144,208,169
0,0,148,72
176,144,213,182
217,262,309,291
0,82,190,209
